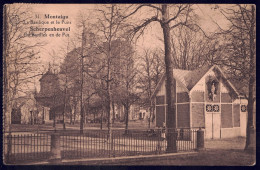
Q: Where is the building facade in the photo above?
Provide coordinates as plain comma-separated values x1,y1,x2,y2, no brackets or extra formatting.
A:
152,65,248,139
35,69,67,123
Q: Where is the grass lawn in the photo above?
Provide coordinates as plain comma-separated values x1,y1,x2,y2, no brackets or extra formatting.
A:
8,119,150,132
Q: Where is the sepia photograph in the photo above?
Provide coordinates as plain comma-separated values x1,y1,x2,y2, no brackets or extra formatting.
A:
2,3,256,166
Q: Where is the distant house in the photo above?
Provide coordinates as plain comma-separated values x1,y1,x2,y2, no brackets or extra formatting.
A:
130,104,140,120
137,108,149,120
11,92,39,124
115,104,125,121
151,65,248,139
20,94,37,124
113,104,148,121
113,104,135,121
11,104,22,124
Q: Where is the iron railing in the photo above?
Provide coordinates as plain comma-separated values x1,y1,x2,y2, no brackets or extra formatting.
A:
4,128,198,164
4,132,51,163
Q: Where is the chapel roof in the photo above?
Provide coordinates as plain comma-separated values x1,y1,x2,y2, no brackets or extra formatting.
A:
173,64,212,91
152,64,241,98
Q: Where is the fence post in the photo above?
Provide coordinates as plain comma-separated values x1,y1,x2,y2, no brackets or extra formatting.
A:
109,130,114,158
166,128,177,153
5,134,12,164
157,128,161,154
112,131,115,158
48,132,61,163
197,128,205,151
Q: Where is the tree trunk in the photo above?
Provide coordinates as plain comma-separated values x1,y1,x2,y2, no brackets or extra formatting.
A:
148,105,153,129
62,113,66,129
100,109,104,130
85,98,90,124
107,5,114,155
112,100,115,123
83,106,85,124
161,4,177,153
52,96,56,129
63,85,67,130
245,5,255,150
124,105,129,134
245,76,255,150
107,85,113,143
151,102,155,123
245,5,255,151
148,110,151,129
73,104,76,125
80,26,85,134
106,44,113,146
107,96,113,154
42,107,45,124
79,76,84,133
53,109,56,129
70,107,73,125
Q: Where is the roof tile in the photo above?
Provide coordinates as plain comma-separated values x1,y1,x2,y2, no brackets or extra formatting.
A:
173,65,212,90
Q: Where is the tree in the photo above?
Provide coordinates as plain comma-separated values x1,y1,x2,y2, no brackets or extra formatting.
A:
3,4,45,133
93,4,130,144
115,41,139,134
137,48,164,129
59,12,100,132
211,5,256,151
124,4,197,152
171,26,209,70
59,62,70,130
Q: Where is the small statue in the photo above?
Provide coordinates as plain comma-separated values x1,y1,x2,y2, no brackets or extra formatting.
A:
207,79,218,101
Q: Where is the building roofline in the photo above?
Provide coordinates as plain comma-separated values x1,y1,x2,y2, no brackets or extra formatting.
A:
151,73,165,99
189,65,215,93
150,70,190,99
214,65,240,96
151,64,241,99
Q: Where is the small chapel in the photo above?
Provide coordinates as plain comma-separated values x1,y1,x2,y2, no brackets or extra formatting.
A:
151,65,248,139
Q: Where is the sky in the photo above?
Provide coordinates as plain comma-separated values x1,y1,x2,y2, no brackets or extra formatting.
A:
12,4,231,93
29,4,227,64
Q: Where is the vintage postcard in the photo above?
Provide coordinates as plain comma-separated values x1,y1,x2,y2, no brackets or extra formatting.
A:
3,3,256,165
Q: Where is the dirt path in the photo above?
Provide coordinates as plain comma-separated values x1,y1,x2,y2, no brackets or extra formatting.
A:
83,137,255,166
103,149,255,166
205,137,245,150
